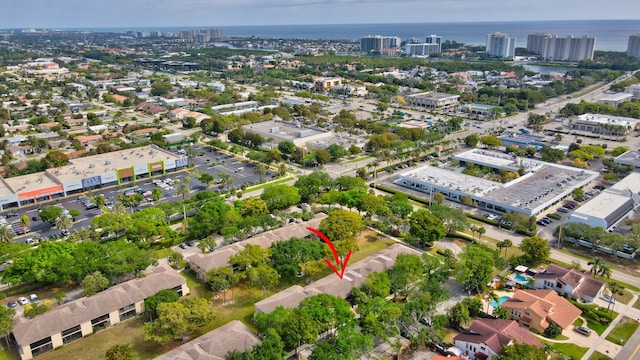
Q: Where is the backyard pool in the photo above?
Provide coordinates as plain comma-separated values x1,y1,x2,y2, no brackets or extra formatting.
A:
514,274,531,283
490,296,511,308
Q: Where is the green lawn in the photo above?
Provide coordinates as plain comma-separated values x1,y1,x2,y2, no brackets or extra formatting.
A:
573,318,584,327
13,229,397,360
589,352,613,360
543,341,589,360
587,318,611,336
614,289,634,305
633,297,640,310
605,317,639,345
243,177,294,193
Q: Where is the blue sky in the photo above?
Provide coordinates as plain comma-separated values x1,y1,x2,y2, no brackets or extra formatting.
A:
4,0,640,28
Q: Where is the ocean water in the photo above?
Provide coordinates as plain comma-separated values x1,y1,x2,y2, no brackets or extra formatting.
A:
82,20,640,51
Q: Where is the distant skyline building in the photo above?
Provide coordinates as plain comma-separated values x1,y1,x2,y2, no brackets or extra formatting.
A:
425,34,443,52
527,33,596,61
404,34,442,57
360,35,401,55
486,32,516,59
628,34,640,59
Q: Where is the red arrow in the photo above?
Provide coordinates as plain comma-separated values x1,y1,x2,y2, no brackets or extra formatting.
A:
307,227,352,279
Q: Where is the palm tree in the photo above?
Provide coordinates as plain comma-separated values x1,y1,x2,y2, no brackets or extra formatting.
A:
0,225,14,243
588,257,604,276
55,216,73,232
117,194,136,214
477,226,486,240
176,183,190,221
497,241,505,257
185,147,197,165
92,194,106,209
219,173,234,190
606,281,623,313
254,164,267,182
502,239,513,258
19,215,30,229
184,176,192,190
598,262,612,279
487,291,499,313
278,163,287,176
151,187,163,202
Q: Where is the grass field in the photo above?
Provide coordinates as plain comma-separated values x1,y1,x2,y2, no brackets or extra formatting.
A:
543,341,589,360
605,317,639,345
589,352,613,360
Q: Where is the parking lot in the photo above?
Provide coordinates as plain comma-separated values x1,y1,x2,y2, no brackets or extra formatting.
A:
1,146,276,243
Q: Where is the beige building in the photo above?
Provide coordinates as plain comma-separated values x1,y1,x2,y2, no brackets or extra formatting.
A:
189,214,327,281
12,265,188,360
254,243,422,314
314,76,342,92
501,289,582,333
154,320,261,360
407,91,460,111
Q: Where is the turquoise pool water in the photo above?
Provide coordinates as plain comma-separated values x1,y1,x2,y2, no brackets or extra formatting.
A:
490,296,511,308
515,274,530,283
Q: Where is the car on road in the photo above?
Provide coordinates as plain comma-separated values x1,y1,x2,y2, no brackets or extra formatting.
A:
17,297,28,305
5,212,19,218
7,301,17,308
179,243,188,249
15,227,30,235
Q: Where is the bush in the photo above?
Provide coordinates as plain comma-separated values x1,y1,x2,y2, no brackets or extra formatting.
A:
547,213,562,220
544,322,563,338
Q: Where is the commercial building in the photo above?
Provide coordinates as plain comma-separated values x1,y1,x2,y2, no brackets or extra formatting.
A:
454,319,543,360
597,93,634,106
360,35,401,55
395,149,598,217
189,214,326,281
624,83,640,100
569,113,639,135
527,33,595,62
501,289,582,333
425,35,443,51
241,120,333,147
0,145,187,210
406,91,460,111
567,171,640,231
154,320,260,360
254,243,422,314
614,150,640,170
627,34,640,59
12,265,188,360
314,76,342,92
486,33,516,59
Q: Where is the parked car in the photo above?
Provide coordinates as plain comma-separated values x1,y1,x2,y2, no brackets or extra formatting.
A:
5,212,19,218
419,317,433,326
185,241,195,247
600,295,615,303
574,326,592,336
28,294,38,302
179,243,188,250
7,301,17,308
17,297,28,305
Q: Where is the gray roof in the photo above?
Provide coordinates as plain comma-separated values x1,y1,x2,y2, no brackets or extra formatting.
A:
154,320,261,360
254,243,421,314
189,213,327,278
13,265,186,346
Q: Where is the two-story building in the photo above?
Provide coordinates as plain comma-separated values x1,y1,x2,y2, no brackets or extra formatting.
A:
12,265,188,360
454,319,543,360
532,264,605,303
500,289,582,333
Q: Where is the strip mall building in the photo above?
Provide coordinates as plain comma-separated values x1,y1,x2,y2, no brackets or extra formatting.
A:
0,145,187,210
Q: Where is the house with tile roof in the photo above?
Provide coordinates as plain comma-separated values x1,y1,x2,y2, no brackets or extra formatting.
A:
532,264,605,303
154,320,261,360
500,289,582,333
12,265,188,360
454,319,543,360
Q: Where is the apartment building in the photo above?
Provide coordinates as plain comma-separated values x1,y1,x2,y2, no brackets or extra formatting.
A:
527,33,596,61
486,33,516,59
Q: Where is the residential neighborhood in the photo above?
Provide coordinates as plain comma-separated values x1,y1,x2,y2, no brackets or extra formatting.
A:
0,24,639,360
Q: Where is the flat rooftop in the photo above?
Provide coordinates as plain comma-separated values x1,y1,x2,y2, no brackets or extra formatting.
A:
4,172,59,194
50,145,181,182
614,150,640,168
401,150,598,211
408,91,459,100
574,113,639,127
243,120,328,140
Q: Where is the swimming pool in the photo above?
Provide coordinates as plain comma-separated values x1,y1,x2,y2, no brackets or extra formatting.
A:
515,274,531,283
490,296,511,308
